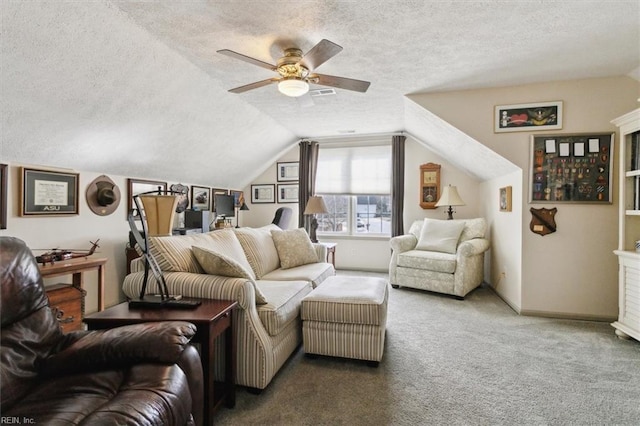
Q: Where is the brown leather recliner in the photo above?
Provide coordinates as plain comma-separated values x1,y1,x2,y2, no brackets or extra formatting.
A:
0,237,204,425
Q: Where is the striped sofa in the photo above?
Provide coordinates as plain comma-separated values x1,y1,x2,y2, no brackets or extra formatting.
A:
122,225,335,391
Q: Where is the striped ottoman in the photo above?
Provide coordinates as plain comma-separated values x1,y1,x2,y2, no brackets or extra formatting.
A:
301,275,389,366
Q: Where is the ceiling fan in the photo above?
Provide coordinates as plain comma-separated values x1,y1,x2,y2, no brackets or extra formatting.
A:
217,39,371,97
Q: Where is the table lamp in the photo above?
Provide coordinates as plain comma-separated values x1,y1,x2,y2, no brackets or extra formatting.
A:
435,185,465,220
303,196,328,243
236,202,249,228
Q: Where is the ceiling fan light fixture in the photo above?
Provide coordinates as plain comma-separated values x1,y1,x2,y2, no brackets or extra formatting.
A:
278,78,309,97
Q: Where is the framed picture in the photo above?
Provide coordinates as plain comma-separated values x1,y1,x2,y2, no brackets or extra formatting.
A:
211,188,228,212
190,185,210,211
127,178,167,218
529,133,614,203
0,164,7,228
230,190,244,207
495,101,563,133
277,161,299,182
20,167,79,216
251,184,275,204
499,186,512,212
277,184,298,203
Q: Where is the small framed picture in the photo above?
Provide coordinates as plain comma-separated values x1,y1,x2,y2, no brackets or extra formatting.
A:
191,185,211,211
251,184,275,204
495,101,563,133
499,186,512,212
277,162,299,182
230,190,244,207
1,164,7,228
277,184,299,203
21,167,79,216
127,178,167,218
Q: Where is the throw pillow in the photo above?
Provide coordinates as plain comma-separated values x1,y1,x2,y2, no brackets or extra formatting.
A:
203,229,256,280
192,246,267,304
415,218,466,254
270,228,318,269
234,227,281,279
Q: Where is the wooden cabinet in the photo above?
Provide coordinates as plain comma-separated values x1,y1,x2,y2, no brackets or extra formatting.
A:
611,108,640,342
46,284,86,333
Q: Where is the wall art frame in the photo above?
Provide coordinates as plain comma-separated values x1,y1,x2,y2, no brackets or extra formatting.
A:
0,164,7,228
20,167,79,216
230,190,244,207
529,133,614,204
495,101,563,133
191,185,211,211
277,183,299,203
277,161,299,182
499,186,512,212
251,184,275,204
127,178,167,218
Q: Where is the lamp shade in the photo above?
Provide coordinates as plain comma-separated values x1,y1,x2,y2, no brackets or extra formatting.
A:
304,196,328,215
435,185,465,207
139,195,178,236
278,78,309,97
239,202,249,211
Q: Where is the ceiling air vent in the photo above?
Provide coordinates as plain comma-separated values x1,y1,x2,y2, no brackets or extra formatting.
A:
310,88,336,97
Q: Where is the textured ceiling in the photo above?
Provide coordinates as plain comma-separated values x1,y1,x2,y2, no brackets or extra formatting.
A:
2,1,639,186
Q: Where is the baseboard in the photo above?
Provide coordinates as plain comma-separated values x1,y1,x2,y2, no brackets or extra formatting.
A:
484,282,521,315
518,309,616,323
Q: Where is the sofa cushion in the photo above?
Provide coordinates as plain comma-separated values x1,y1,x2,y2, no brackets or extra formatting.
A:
397,250,457,274
234,227,280,279
255,280,312,336
147,234,209,273
415,218,465,254
200,229,256,279
270,228,318,269
262,262,335,288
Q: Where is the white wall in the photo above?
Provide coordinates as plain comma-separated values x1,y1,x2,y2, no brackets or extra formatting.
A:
410,76,640,320
0,164,230,312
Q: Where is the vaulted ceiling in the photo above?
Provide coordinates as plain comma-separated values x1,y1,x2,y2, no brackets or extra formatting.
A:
2,1,639,187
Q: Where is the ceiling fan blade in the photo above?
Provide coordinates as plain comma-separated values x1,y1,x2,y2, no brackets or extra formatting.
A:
313,73,371,93
227,78,279,94
299,39,343,71
217,49,276,71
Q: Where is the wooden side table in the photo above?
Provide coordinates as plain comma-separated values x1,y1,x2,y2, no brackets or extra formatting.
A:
320,242,337,267
84,299,237,425
39,257,107,311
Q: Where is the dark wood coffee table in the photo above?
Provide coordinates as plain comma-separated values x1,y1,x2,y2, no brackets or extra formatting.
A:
84,299,237,425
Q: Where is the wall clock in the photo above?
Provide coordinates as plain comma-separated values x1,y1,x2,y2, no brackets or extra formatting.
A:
420,163,441,209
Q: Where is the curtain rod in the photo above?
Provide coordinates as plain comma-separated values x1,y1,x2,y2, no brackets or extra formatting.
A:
298,131,407,142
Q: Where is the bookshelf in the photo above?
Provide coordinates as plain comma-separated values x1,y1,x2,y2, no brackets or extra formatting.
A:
611,107,640,342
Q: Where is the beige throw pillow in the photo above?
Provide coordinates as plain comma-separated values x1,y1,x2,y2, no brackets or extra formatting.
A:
415,218,466,254
192,246,267,304
270,228,318,269
234,227,281,279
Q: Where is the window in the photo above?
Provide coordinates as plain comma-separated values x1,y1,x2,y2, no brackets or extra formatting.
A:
315,144,391,236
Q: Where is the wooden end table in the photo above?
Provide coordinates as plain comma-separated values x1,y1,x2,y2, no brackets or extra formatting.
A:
84,299,237,425
39,257,107,311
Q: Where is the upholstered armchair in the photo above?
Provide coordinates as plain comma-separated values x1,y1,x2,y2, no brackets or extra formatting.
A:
389,218,490,299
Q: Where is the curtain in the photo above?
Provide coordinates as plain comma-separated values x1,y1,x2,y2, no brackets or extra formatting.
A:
298,140,319,231
391,135,406,236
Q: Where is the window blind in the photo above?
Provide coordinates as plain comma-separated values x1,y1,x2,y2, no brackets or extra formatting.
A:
316,144,391,195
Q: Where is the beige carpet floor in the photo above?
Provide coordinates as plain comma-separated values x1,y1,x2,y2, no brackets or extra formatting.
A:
214,271,640,426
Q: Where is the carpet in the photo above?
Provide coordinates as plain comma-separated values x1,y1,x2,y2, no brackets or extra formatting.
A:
215,271,640,425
